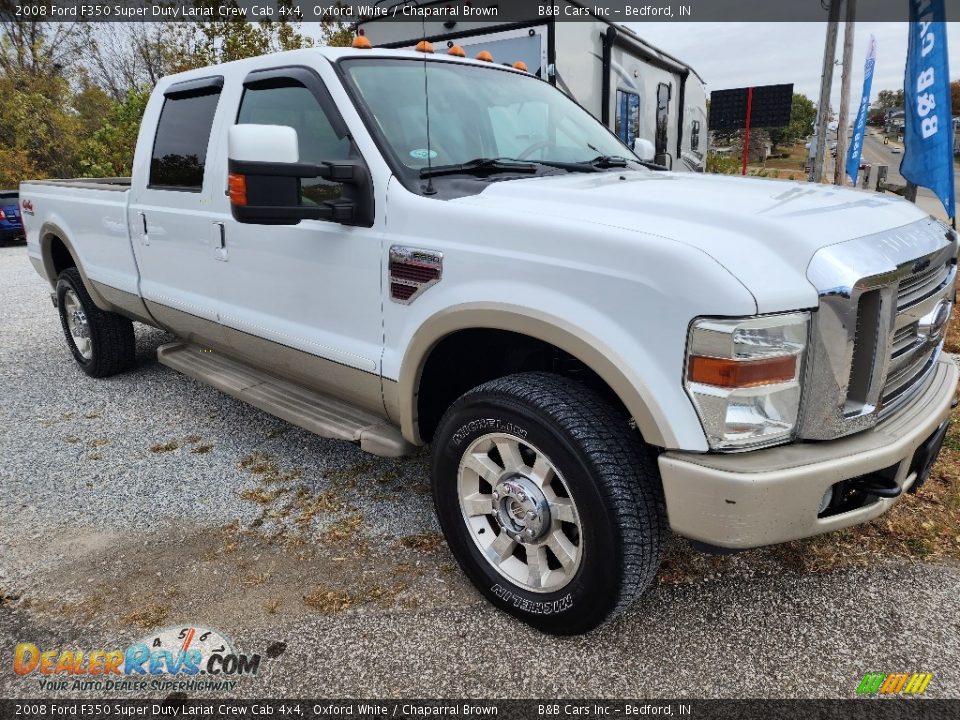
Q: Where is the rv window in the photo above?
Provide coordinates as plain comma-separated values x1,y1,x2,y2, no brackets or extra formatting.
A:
616,90,641,147
690,120,701,152
655,83,671,158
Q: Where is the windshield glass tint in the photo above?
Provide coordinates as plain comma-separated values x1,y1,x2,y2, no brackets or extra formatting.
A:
342,58,636,171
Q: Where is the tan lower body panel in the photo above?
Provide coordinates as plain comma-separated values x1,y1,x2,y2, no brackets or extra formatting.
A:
141,299,386,417
90,281,158,326
658,356,958,549
157,342,415,457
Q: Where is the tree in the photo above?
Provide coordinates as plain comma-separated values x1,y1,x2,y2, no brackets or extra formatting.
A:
79,89,150,177
767,93,817,149
166,0,314,72
951,80,960,117
874,88,905,111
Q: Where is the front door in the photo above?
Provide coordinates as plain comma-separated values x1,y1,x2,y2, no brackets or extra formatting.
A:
207,66,384,412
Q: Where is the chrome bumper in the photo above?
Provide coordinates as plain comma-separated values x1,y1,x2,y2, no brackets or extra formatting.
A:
659,355,958,549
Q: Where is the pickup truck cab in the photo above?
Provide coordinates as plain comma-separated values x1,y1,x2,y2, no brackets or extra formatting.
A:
21,45,958,635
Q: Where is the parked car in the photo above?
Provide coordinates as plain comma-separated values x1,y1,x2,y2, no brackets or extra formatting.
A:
892,146,903,154
19,46,959,635
0,190,24,243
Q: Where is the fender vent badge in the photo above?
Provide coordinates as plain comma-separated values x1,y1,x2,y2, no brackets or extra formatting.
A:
389,246,442,304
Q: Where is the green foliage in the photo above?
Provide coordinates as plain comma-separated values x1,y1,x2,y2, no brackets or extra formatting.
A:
706,153,740,175
874,89,905,111
767,93,817,150
0,72,81,187
167,1,314,72
79,90,150,177
951,80,960,117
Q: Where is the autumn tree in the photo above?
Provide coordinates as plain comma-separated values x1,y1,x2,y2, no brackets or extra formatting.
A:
766,93,817,150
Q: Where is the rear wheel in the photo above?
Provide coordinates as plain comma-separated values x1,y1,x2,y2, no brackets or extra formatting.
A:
431,372,665,635
56,267,135,378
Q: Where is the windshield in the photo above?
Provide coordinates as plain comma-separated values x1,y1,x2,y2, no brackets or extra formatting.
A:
340,57,638,175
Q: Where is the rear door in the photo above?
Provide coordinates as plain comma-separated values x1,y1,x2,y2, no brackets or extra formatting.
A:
127,76,229,346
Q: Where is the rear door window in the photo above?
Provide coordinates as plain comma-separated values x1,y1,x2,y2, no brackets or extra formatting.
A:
150,86,222,191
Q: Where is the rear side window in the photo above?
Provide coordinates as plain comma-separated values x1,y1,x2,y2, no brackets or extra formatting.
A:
150,88,221,190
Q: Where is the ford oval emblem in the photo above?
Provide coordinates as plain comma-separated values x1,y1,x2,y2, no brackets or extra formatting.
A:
912,257,932,274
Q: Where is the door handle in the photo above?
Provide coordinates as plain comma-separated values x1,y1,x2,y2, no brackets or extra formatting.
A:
212,221,227,261
138,211,149,246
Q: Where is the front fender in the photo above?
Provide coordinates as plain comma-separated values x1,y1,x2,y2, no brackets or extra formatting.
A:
396,300,701,451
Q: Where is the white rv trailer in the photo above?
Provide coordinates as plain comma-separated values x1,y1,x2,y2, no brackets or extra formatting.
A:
355,0,708,171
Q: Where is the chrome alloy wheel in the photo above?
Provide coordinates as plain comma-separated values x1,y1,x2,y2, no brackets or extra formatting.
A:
63,288,92,360
457,433,583,593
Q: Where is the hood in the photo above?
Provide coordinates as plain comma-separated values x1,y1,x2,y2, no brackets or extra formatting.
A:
453,170,929,313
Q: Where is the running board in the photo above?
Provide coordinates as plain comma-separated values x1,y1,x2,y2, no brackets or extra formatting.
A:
157,342,416,457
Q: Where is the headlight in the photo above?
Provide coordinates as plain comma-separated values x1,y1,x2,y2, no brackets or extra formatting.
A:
684,312,809,451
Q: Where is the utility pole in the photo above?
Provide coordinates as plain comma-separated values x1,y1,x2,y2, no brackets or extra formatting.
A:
811,0,842,183
834,0,856,186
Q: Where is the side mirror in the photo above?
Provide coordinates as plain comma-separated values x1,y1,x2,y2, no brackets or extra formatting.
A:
633,138,655,162
227,124,366,226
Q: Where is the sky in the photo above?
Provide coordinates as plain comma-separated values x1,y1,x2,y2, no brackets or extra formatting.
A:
632,22,960,114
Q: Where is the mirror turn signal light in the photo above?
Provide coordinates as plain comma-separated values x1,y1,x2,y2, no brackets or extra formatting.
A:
687,354,796,388
228,173,247,207
416,40,435,53
475,50,493,62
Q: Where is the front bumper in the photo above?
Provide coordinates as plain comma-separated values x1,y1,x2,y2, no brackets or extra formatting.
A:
659,355,958,549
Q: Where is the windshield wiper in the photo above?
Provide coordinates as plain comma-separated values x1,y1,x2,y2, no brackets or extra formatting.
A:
419,157,538,179
587,155,630,168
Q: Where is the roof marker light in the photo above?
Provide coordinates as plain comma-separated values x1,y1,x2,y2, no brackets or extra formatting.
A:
415,40,435,54
447,45,466,57
512,61,528,72
475,50,493,62
352,35,372,49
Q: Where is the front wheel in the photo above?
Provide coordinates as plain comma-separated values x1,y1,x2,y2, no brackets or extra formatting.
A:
431,372,665,635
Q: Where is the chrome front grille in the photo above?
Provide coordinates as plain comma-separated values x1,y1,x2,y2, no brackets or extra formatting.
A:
897,260,950,309
801,217,957,441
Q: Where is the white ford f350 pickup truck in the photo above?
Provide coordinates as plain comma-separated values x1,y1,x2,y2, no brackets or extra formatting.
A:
20,46,959,634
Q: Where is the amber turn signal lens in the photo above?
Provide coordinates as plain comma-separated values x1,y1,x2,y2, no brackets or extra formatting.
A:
687,354,796,388
228,173,247,207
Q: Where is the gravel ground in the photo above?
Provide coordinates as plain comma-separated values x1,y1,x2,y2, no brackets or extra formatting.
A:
1,243,959,699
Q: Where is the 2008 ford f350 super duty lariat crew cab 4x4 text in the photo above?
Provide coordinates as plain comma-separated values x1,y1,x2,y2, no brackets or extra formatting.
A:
20,46,959,635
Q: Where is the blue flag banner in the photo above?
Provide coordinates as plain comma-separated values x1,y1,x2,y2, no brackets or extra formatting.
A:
900,0,955,218
846,35,876,185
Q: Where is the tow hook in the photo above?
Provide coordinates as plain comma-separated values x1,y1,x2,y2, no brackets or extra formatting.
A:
849,476,902,499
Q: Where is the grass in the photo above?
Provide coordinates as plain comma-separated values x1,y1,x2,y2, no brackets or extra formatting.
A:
122,602,169,630
303,581,408,614
399,531,445,553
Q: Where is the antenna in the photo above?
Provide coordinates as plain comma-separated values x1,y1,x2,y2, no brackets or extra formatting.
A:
421,16,437,196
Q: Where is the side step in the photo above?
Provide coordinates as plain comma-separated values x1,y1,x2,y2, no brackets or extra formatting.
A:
157,342,416,457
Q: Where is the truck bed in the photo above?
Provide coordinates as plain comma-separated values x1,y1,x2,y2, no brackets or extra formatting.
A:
20,177,139,298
